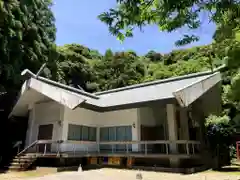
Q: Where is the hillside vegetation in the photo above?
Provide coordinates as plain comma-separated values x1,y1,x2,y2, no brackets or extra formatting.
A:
53,43,224,92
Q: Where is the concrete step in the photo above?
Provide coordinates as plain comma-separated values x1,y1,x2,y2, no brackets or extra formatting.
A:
7,167,26,172
12,157,35,162
5,154,37,172
14,155,36,159
8,165,23,169
6,163,33,171
5,165,24,169
12,158,35,163
10,161,32,166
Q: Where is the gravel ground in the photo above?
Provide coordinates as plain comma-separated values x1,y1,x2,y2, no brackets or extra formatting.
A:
10,168,240,180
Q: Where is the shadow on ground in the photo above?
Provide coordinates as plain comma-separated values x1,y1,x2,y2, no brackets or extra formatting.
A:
210,162,240,174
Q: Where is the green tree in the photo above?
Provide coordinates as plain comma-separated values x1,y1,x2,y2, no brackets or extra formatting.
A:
205,115,235,168
89,49,102,60
55,45,97,92
145,50,162,61
104,49,114,60
0,0,56,91
99,0,240,45
93,51,146,91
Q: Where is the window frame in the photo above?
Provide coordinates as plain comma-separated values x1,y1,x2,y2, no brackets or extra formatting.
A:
99,126,132,142
67,124,97,141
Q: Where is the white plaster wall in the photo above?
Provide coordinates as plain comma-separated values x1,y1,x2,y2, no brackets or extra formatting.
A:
61,107,139,152
189,83,222,142
201,83,222,117
25,109,33,147
138,104,167,140
64,107,99,126
27,101,63,152
138,107,156,126
97,109,138,127
138,105,166,126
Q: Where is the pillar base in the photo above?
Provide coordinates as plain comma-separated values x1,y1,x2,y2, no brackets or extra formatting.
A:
169,157,180,168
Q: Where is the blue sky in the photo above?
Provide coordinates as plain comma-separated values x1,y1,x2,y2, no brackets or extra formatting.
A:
52,0,216,55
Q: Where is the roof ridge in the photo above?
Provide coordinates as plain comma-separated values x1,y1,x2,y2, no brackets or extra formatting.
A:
20,64,225,98
21,69,99,100
95,64,226,95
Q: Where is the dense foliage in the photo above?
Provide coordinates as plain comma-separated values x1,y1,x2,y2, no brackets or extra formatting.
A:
205,115,235,168
205,115,235,150
54,43,223,92
0,0,56,91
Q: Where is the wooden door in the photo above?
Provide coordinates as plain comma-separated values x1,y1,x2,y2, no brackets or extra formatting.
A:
37,124,53,153
141,125,165,153
141,125,159,140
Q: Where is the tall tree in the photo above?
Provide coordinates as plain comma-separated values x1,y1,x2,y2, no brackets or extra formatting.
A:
93,51,146,91
104,49,114,60
0,0,56,91
55,44,96,92
98,0,240,45
145,50,162,61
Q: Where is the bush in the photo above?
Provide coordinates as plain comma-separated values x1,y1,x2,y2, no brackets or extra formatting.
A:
205,115,235,149
205,115,235,168
229,145,237,159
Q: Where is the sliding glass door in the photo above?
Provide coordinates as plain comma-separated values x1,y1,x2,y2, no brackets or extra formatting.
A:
100,126,132,152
